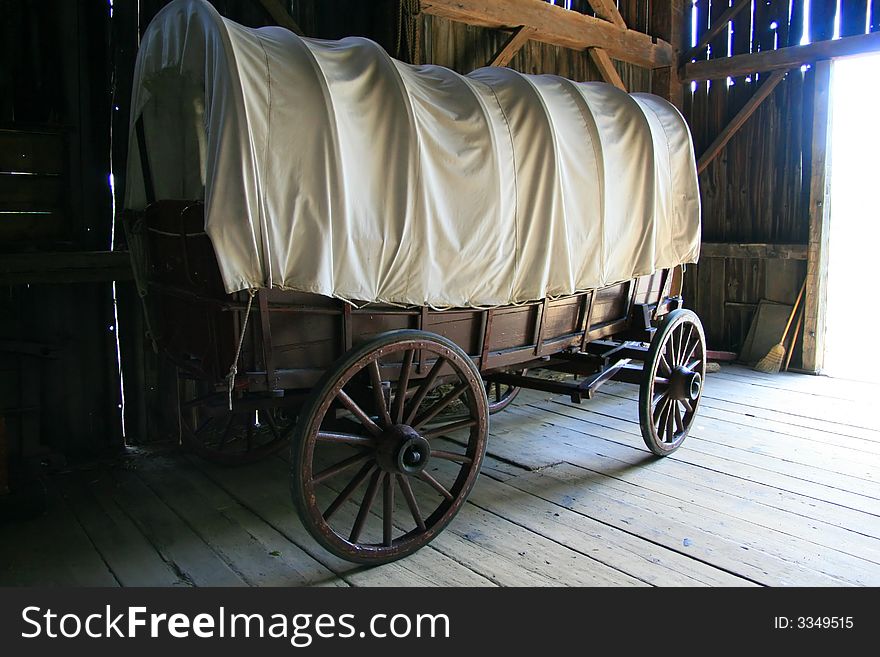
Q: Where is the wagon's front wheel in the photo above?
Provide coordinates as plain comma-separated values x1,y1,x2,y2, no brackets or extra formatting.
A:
638,309,706,456
290,330,489,565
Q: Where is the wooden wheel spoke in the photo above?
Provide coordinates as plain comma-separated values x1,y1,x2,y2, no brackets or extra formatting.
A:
392,350,415,424
682,336,700,369
430,449,473,464
336,390,382,436
383,473,394,547
653,395,670,420
217,415,236,451
312,452,373,485
193,415,216,436
349,470,383,544
262,413,282,440
316,431,376,448
245,421,254,451
667,329,678,367
686,358,702,372
421,418,478,439
367,359,392,428
413,382,469,429
674,401,684,434
679,325,693,365
418,471,454,501
664,339,677,372
397,474,426,531
680,398,694,413
658,352,672,375
654,376,670,386
664,405,676,443
652,391,667,407
495,384,502,403
322,462,375,522
404,357,447,425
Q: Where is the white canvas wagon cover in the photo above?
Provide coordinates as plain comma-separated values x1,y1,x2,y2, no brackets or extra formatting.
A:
125,0,701,307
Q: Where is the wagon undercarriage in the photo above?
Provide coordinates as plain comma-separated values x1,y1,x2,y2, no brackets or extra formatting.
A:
127,199,706,565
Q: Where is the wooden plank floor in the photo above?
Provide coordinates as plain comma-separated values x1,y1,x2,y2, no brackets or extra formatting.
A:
2,364,879,587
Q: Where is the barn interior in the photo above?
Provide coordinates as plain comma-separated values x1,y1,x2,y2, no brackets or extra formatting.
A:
1,0,879,587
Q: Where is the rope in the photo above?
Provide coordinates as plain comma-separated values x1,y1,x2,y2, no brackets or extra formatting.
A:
226,289,257,411
123,214,160,353
396,0,421,63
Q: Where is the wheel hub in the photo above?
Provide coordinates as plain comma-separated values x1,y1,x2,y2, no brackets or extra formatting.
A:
376,424,431,475
669,366,702,402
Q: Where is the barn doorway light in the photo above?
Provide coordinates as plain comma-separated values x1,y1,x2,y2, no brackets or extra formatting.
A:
823,52,880,382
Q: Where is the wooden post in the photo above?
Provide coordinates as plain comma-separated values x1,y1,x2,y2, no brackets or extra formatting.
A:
650,0,685,109
802,60,833,373
0,416,8,496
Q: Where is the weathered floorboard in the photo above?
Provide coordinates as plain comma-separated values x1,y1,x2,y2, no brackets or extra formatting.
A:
2,365,877,587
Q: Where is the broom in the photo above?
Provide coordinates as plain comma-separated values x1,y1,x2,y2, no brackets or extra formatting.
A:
754,279,806,374
783,304,804,372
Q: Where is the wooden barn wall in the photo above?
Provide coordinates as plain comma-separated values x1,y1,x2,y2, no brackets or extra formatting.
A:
681,0,878,362
0,0,118,467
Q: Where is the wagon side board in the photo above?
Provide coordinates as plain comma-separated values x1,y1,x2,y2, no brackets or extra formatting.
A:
126,201,686,395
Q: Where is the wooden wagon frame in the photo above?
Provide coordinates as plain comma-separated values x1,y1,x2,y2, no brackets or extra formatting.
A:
123,192,707,564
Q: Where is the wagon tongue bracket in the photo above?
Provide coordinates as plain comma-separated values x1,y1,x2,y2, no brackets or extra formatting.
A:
376,424,431,475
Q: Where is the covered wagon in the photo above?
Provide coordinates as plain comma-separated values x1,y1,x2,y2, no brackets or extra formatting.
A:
123,0,705,564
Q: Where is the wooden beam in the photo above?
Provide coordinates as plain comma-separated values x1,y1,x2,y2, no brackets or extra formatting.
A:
802,60,833,374
680,0,750,66
421,0,674,69
588,48,626,91
684,30,880,81
0,251,132,284
586,0,626,29
700,242,808,260
0,416,7,496
696,68,788,174
650,0,685,110
255,0,304,36
488,26,534,67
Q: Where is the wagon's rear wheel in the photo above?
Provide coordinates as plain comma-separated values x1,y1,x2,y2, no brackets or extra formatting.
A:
639,309,706,456
290,329,488,565
485,369,526,414
178,380,295,465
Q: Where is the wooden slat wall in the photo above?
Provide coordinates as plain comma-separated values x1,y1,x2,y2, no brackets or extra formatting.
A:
682,0,876,364
0,0,119,465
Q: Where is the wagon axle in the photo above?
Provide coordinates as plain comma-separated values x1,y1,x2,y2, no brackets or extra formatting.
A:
376,425,432,476
669,365,702,404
